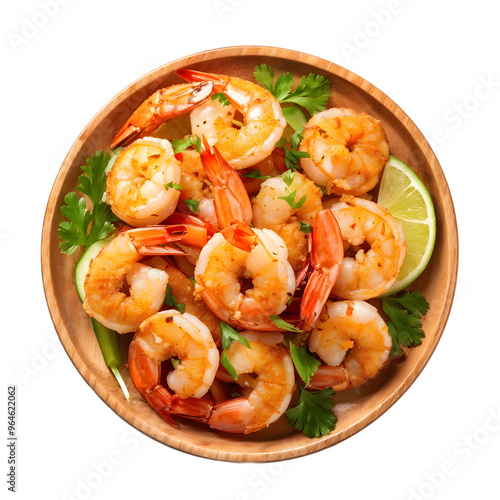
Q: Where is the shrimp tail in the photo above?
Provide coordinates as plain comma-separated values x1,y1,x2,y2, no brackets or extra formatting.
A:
165,212,217,248
167,395,213,423
122,225,189,256
220,220,256,252
111,81,213,149
300,210,343,332
128,341,213,426
127,225,187,247
208,398,256,434
200,137,253,228
300,269,339,332
128,340,177,426
307,365,348,390
176,69,228,90
208,378,231,404
137,245,186,256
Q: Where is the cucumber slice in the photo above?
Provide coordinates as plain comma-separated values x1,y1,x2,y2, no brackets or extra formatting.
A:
74,239,110,302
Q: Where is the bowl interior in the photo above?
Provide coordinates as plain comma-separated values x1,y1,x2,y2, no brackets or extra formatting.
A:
42,46,458,462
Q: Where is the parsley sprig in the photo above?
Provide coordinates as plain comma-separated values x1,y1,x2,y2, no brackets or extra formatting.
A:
285,384,337,439
381,291,430,357
254,64,331,116
58,151,118,255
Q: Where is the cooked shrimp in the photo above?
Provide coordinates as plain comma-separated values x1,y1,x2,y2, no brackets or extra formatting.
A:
194,228,295,331
176,69,286,169
208,332,295,434
83,226,185,333
252,171,323,270
106,137,181,227
300,108,389,196
110,81,213,149
329,195,406,299
128,310,218,425
307,300,391,391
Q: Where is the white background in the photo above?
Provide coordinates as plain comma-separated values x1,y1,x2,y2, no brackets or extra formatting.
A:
2,1,500,499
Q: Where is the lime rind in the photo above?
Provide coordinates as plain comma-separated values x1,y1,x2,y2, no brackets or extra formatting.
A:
378,156,436,295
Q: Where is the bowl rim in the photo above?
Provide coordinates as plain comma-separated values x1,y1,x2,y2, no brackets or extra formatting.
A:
41,45,458,462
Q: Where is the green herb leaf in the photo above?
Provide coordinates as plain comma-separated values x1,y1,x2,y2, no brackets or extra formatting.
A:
242,169,271,180
164,284,186,314
388,322,405,357
193,134,202,153
289,342,321,386
77,150,110,205
276,139,309,171
270,315,302,333
278,187,306,210
220,350,238,381
220,321,251,350
386,291,430,317
171,358,180,369
281,169,295,188
282,106,308,132
172,135,201,154
58,194,93,254
299,221,313,234
272,72,294,101
381,291,429,356
289,127,304,150
189,277,197,286
211,92,231,107
285,384,337,439
283,148,309,171
172,136,193,154
275,137,287,148
254,64,275,93
254,64,332,117
184,199,200,213
58,151,117,255
164,182,183,190
281,73,332,116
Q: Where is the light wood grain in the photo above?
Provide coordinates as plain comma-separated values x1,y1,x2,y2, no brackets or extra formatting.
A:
41,46,458,462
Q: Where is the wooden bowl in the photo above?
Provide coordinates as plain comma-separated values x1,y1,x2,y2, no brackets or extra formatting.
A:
42,46,458,462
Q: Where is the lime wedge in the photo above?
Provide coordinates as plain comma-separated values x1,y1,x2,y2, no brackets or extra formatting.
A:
377,156,436,294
